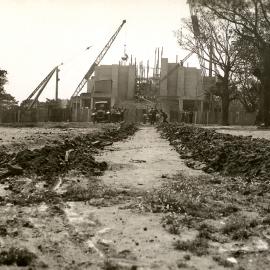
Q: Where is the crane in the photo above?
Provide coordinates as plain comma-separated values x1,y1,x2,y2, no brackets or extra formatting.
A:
187,0,207,77
121,44,128,62
71,20,126,98
159,52,194,83
23,65,62,110
136,52,194,106
180,51,193,66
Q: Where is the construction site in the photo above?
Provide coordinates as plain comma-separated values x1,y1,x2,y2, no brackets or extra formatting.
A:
1,0,270,269
0,17,254,126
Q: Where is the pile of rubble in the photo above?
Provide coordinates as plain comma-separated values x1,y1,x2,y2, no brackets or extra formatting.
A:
0,123,137,204
158,123,270,183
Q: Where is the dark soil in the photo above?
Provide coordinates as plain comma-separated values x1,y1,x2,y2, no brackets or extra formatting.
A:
158,123,270,188
0,247,36,267
0,123,137,206
0,123,137,180
133,124,270,269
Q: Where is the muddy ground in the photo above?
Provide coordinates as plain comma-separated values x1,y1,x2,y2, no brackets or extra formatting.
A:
0,123,270,269
0,122,117,153
202,125,270,140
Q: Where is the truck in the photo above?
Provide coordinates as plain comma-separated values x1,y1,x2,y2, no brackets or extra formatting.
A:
91,100,111,123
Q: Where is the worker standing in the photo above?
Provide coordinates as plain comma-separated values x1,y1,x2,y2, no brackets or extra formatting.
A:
143,110,148,124
156,110,161,123
120,107,126,122
149,108,153,125
161,110,168,123
150,108,157,125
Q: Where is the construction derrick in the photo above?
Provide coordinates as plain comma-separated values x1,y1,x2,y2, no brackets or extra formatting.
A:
71,20,126,98
187,0,207,77
159,52,194,83
24,66,60,110
180,52,193,66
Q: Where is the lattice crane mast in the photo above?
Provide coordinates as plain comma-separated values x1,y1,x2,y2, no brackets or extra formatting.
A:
159,52,194,83
187,0,207,77
71,20,126,98
24,65,61,110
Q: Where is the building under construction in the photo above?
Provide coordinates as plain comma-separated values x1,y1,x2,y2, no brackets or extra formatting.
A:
78,55,215,123
87,64,136,108
159,58,206,121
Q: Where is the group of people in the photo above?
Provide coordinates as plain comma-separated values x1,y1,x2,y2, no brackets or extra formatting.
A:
111,107,126,122
143,108,168,125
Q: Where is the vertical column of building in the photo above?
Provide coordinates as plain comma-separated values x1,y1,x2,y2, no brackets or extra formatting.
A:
111,65,119,107
87,78,93,110
196,69,203,97
197,69,204,112
160,58,168,97
127,65,136,99
177,66,185,111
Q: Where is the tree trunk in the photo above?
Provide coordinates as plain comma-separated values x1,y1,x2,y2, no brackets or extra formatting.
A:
262,45,270,127
220,75,230,126
221,92,230,125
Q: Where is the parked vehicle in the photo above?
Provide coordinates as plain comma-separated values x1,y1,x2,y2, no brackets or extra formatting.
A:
91,101,111,123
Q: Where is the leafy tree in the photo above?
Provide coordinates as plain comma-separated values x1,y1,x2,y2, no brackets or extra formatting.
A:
0,69,18,110
179,10,242,125
237,76,260,113
0,70,8,92
197,0,270,126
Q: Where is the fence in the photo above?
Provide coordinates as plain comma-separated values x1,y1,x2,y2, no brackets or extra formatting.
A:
122,108,256,126
0,106,257,126
0,107,71,123
169,110,256,125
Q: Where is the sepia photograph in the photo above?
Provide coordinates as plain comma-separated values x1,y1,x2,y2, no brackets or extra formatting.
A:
0,0,270,269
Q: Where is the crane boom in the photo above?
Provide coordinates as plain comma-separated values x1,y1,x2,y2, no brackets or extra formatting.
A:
23,66,58,110
180,51,193,66
71,19,126,97
187,0,206,77
159,52,194,83
28,70,56,110
26,67,57,101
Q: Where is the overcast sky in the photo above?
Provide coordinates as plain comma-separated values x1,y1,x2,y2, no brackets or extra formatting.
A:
0,0,199,102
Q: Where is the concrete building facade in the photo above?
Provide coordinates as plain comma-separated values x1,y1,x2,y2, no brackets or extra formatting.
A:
158,58,206,114
87,64,136,108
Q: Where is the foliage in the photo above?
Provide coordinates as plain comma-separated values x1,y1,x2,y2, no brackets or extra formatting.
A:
0,70,8,91
179,9,243,125
196,0,270,125
222,214,258,240
174,236,209,256
198,0,270,47
236,74,261,113
0,69,17,109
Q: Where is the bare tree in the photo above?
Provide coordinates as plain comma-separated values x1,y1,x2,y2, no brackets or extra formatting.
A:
179,11,242,125
198,0,270,126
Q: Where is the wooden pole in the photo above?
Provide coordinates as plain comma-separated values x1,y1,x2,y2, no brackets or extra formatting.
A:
55,67,59,100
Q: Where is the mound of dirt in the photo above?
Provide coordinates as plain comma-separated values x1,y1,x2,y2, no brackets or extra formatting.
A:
0,123,137,181
158,123,270,184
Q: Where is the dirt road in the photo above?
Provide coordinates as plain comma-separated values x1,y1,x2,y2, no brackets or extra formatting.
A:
1,125,269,269
96,126,201,189
64,127,220,269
